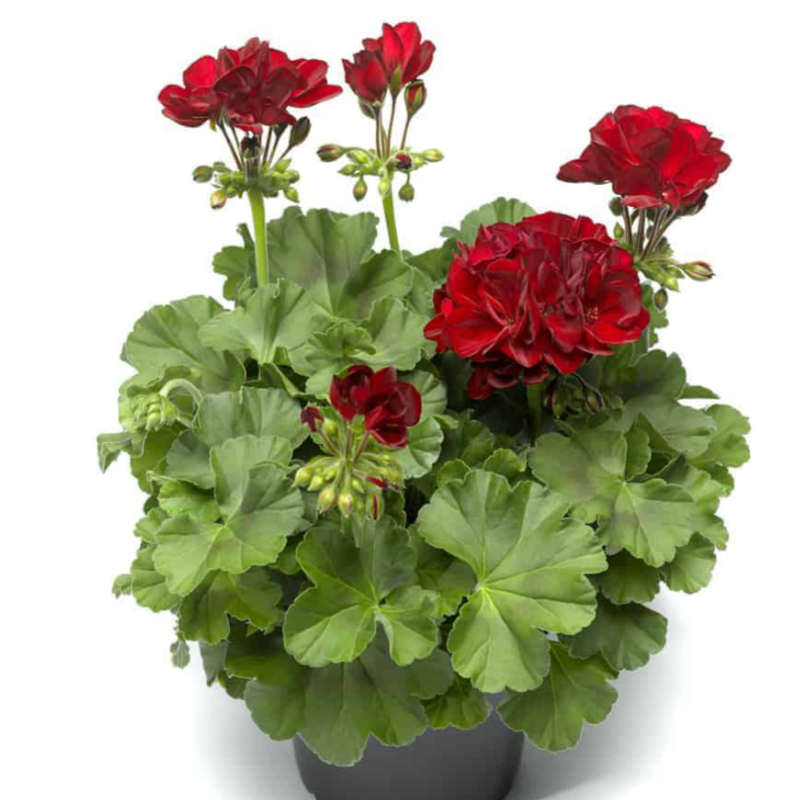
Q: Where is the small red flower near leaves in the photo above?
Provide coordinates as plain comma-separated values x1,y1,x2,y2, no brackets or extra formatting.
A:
425,213,650,399
330,366,421,448
557,105,731,209
158,38,341,131
343,22,435,104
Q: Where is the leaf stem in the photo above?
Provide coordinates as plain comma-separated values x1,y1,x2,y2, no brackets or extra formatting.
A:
382,187,401,252
247,188,269,286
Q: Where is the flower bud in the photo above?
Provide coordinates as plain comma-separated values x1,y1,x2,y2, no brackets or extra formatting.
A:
359,100,381,120
663,275,681,291
654,288,669,310
683,261,714,281
353,178,368,201
395,153,413,171
422,149,443,162
368,493,384,520
273,157,291,173
322,419,339,438
318,144,345,162
339,164,359,176
404,80,427,117
584,389,603,415
318,486,337,513
293,465,314,487
378,177,391,197
351,477,366,494
193,165,214,183
284,187,299,203
309,474,326,492
210,189,227,209
398,183,415,202
347,149,371,165
289,117,311,148
241,135,260,158
212,161,230,173
337,491,355,517
609,197,623,216
284,170,301,184
613,223,624,239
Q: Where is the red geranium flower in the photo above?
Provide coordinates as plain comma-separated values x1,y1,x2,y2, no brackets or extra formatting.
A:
343,22,435,104
557,105,731,209
425,213,650,399
330,366,421,448
158,38,341,131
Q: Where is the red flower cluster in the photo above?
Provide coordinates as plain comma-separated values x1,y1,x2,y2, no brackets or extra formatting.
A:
343,22,435,104
330,366,421,448
557,105,731,209
425,213,650,399
158,38,341,131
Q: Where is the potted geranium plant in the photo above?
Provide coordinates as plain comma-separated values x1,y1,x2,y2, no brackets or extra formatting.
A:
99,21,750,800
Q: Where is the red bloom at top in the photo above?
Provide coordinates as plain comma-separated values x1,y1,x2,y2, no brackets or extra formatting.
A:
425,213,650,399
343,22,435,104
330,366,421,448
158,38,341,131
557,105,731,209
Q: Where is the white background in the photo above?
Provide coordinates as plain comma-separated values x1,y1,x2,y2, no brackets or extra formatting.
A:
3,1,798,797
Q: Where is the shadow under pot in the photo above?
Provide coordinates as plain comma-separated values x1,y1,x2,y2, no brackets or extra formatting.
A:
293,708,524,800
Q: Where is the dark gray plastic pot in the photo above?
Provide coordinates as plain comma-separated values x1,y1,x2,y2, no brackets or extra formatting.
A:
293,710,524,800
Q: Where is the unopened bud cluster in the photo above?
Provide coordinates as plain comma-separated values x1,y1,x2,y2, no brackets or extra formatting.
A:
121,392,182,437
293,413,403,520
317,145,443,203
194,157,301,208
544,377,612,419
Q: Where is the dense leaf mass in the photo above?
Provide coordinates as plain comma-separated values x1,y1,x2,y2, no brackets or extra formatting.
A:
101,197,748,765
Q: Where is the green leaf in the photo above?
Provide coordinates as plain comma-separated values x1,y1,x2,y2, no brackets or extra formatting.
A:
691,404,751,469
682,384,719,400
225,568,284,629
112,573,132,597
661,535,716,593
625,429,652,479
198,641,228,685
130,546,180,612
499,642,618,751
616,350,686,400
199,280,329,364
482,448,528,480
417,471,606,692
530,429,628,522
412,534,475,616
425,676,490,730
153,459,303,596
406,370,447,418
197,387,307,449
97,431,132,471
268,207,414,318
629,396,716,459
361,297,432,367
122,296,245,392
242,636,309,740
288,321,375,395
439,415,496,466
178,572,233,643
164,431,214,489
299,638,452,766
531,430,699,566
158,479,220,521
566,598,667,671
170,638,191,668
441,198,535,245
213,225,256,303
603,479,698,567
436,459,470,487
284,520,438,667
394,417,443,479
134,508,166,544
599,550,661,605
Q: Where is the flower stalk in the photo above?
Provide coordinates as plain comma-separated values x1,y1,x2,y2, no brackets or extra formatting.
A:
247,187,269,286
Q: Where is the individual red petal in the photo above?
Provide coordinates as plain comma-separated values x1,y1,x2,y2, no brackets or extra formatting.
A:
183,55,218,89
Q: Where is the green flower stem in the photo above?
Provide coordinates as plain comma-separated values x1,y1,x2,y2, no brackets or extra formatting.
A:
248,188,269,286
382,188,401,252
526,383,544,441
